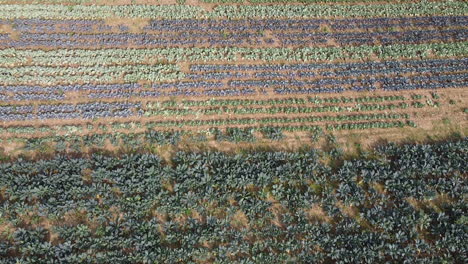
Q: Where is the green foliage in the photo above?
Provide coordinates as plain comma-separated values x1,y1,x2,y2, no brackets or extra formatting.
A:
145,130,182,145
0,139,466,262
210,127,256,142
260,127,284,140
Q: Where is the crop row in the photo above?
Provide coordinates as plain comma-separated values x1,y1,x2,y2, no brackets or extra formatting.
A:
141,113,409,128
0,94,422,134
0,93,415,134
3,119,409,150
2,29,465,48
0,122,143,135
3,16,466,34
0,122,449,153
0,2,465,19
0,83,456,106
0,79,454,101
2,42,466,66
2,58,466,89
0,96,423,122
190,58,467,75
326,120,406,130
3,57,465,86
149,94,407,108
2,64,461,98
0,88,417,107
275,73,468,95
2,64,183,86
89,88,257,99
0,102,142,121
0,0,434,4
381,73,468,91
144,102,417,117
0,83,140,93
0,114,419,142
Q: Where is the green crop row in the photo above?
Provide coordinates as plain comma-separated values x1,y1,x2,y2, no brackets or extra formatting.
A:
165,97,308,107
0,0,418,4
1,2,465,19
241,43,468,62
309,95,406,104
0,48,239,66
147,95,406,109
248,0,414,3
144,102,413,117
0,122,139,136
0,109,411,136
111,121,142,130
262,121,407,132
0,125,85,134
145,113,408,128
2,64,183,85
2,42,466,66
326,120,407,130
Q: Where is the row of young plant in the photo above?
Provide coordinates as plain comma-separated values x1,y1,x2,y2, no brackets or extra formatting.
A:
2,32,266,49
2,64,183,86
2,114,410,139
190,57,467,76
2,63,464,96
0,122,148,136
278,29,465,46
10,16,465,35
7,57,463,89
0,102,142,121
0,138,465,262
148,94,407,109
145,101,422,117
189,58,466,82
0,92,414,134
0,95,432,122
0,0,443,4
7,0,421,4
230,72,457,89
143,113,409,129
86,74,465,100
276,73,467,95
326,120,409,131
246,0,419,3
2,42,466,68
1,2,465,19
3,28,464,49
4,18,322,34
91,88,258,99
2,43,466,69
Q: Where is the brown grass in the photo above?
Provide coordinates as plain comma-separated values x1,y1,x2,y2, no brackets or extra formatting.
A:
265,193,287,229
230,210,250,230
161,179,175,193
372,182,387,196
336,200,373,229
306,204,332,224
81,168,93,184
0,24,20,40
407,194,455,213
0,221,15,241
104,17,151,34
336,201,359,218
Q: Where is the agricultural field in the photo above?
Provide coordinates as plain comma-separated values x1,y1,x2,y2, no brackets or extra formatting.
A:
0,0,467,263
0,1,466,157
